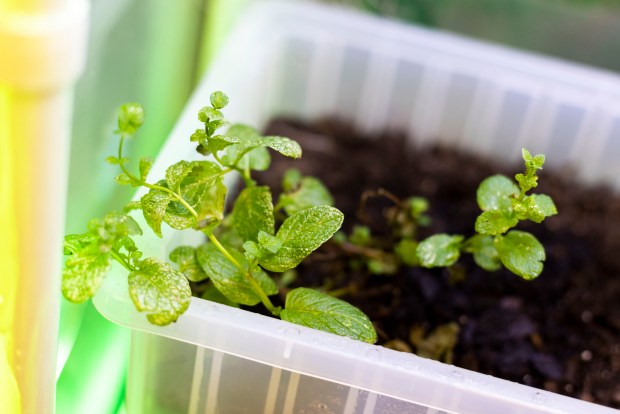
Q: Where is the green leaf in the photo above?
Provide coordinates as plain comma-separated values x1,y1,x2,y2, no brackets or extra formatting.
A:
464,234,501,271
242,240,261,260
258,231,282,254
242,147,271,171
495,231,545,280
522,148,545,170
475,210,519,235
63,233,97,255
105,156,129,165
117,103,144,135
259,136,302,159
201,284,239,307
232,186,274,242
141,189,172,237
206,120,230,136
169,246,208,282
281,288,377,343
349,225,372,247
259,206,344,272
408,196,429,217
189,178,227,233
476,175,519,212
113,236,139,259
417,234,464,268
532,155,545,169
162,162,227,233
62,244,112,303
395,238,419,266
531,194,557,217
114,173,135,186
198,106,223,122
206,134,239,154
514,194,557,223
515,172,538,193
139,157,154,181
196,243,278,306
282,169,302,192
278,177,334,215
210,91,229,109
190,128,207,143
103,211,142,236
123,200,142,213
128,258,192,325
183,161,225,186
367,258,398,275
165,161,193,190
223,124,302,167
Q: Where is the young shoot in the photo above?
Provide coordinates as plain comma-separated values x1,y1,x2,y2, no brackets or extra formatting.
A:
62,92,377,344
334,149,557,281
416,148,557,280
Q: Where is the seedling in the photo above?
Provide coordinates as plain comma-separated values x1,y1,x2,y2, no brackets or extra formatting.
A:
337,149,557,280
62,92,377,344
417,148,557,280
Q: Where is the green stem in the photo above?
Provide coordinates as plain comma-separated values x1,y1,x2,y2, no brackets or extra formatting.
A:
211,150,225,166
211,152,250,184
118,136,199,217
327,285,354,298
208,234,281,316
110,248,136,272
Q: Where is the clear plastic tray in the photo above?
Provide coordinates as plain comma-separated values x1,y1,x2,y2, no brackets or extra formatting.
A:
93,1,620,413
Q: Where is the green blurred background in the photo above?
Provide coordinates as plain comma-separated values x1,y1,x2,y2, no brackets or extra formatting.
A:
58,0,620,412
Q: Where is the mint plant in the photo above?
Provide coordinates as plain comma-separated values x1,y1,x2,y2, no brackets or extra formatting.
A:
417,149,557,280
62,92,377,343
336,149,557,280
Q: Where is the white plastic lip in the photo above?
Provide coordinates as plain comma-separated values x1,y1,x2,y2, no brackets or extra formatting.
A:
0,0,90,91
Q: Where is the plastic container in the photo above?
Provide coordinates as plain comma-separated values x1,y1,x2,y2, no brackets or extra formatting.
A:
93,1,620,413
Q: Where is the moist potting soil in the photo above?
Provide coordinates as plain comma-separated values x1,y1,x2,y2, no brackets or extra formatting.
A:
251,118,620,409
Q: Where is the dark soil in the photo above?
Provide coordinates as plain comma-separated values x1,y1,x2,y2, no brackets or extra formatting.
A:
255,118,620,409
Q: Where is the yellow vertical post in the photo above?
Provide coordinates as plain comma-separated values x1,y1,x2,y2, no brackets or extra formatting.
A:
0,85,22,414
0,0,89,412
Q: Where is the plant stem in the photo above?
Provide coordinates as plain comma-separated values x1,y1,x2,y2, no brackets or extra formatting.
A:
339,241,386,260
327,284,356,298
208,234,281,316
110,248,135,272
118,136,199,217
211,151,225,166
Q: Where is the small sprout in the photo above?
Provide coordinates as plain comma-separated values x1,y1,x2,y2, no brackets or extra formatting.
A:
340,148,555,283
417,234,464,268
349,225,372,247
395,239,419,267
210,91,229,110
408,196,430,226
367,258,399,275
410,148,556,280
117,103,144,135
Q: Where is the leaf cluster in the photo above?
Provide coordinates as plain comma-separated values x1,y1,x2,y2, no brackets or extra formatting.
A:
337,149,557,281
62,92,377,343
417,149,557,279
